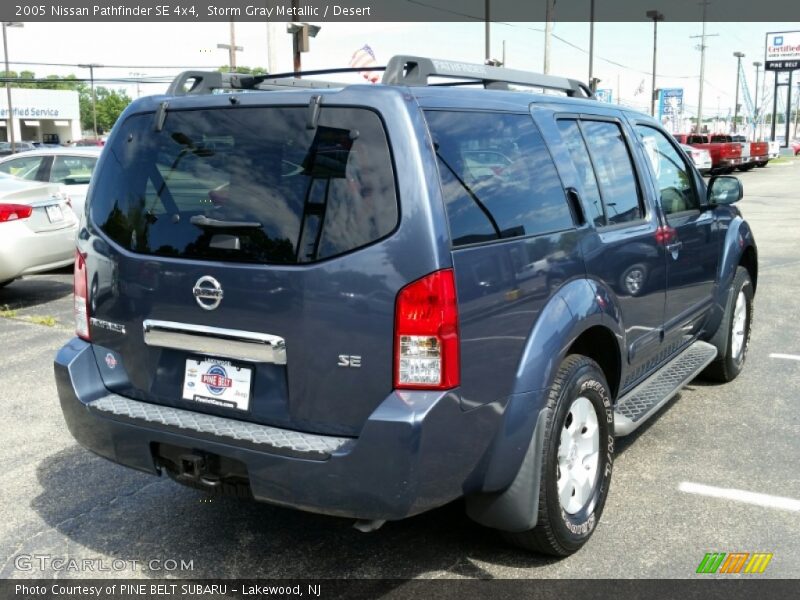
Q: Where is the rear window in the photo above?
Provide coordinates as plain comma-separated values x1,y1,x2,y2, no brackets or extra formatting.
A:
425,110,573,247
91,106,398,264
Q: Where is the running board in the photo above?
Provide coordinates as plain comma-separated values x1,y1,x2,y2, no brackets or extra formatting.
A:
614,341,717,436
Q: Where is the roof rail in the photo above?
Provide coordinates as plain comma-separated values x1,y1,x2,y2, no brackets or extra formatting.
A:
381,55,594,98
166,67,386,96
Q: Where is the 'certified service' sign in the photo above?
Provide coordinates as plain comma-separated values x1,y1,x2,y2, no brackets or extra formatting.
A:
766,31,800,71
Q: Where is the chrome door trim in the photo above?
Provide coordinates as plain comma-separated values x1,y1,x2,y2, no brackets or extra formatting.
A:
143,319,286,365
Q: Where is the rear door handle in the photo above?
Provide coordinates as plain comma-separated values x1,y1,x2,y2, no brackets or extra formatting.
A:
666,241,683,253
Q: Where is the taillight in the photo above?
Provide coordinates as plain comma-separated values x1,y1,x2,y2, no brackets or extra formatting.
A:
0,203,33,222
394,269,460,390
74,250,90,340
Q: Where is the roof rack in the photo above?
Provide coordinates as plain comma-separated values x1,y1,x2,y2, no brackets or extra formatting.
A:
166,67,383,96
381,55,594,97
165,56,594,99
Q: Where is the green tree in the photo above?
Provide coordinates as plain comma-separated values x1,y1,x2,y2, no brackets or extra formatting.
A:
217,65,268,75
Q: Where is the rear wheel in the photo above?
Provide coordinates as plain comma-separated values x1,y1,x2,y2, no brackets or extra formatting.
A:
756,162,768,168
503,355,614,556
703,267,753,382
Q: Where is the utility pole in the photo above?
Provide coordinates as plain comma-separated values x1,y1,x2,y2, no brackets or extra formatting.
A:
647,10,664,117
544,0,555,74
588,0,595,87
753,61,762,139
502,40,506,66
733,52,745,133
485,0,490,63
2,22,23,152
129,71,143,98
690,1,718,134
217,19,243,70
78,63,102,139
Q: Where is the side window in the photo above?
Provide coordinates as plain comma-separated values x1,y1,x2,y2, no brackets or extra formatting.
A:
51,155,97,184
0,156,46,181
556,119,605,227
636,125,699,215
425,110,574,247
580,121,643,226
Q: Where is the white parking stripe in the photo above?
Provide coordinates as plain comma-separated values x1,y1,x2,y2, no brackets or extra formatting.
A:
769,353,800,361
679,482,800,512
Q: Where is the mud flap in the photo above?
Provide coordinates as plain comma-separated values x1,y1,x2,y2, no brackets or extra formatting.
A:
465,407,550,533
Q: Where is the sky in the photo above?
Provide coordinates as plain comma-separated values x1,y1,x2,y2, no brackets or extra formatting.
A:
5,20,799,118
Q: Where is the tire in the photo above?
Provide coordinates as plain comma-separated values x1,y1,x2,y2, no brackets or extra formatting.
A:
503,355,614,556
703,267,754,382
756,162,768,168
737,164,754,171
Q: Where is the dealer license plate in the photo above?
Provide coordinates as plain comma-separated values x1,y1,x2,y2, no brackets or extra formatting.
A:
182,358,253,411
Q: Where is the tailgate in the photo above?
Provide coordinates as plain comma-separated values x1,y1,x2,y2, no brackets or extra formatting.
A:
84,103,404,436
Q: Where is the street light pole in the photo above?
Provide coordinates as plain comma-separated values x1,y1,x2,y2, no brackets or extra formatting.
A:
647,10,664,118
78,63,102,139
733,51,745,134
588,0,595,87
2,22,23,153
485,0,490,62
753,61,762,139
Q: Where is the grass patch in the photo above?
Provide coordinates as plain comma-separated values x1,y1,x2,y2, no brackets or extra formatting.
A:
0,307,17,318
28,315,58,327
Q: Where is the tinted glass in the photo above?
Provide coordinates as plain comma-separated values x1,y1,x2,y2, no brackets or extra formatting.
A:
52,155,97,184
637,125,699,215
0,155,46,181
91,107,398,264
581,121,642,225
557,119,605,227
425,111,573,247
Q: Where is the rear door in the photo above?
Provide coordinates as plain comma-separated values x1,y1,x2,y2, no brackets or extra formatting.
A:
85,104,403,436
553,114,667,388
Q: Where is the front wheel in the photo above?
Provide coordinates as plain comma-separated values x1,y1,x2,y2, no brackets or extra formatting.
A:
703,267,754,382
504,355,614,556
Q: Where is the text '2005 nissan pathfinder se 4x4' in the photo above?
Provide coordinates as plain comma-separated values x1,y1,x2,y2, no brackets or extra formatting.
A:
55,56,757,556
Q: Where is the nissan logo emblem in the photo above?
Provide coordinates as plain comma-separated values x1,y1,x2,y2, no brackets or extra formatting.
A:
193,276,223,310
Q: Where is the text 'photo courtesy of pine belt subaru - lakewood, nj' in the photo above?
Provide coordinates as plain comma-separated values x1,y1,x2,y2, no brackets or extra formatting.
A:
54,56,757,556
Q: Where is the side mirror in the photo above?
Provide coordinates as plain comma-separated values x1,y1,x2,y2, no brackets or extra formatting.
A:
707,175,743,205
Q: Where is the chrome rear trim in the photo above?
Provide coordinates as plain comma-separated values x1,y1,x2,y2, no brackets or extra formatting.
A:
143,319,286,364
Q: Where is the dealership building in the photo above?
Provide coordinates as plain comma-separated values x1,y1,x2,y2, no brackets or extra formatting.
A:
0,88,82,145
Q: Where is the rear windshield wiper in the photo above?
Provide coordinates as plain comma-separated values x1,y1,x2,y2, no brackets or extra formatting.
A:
190,215,262,229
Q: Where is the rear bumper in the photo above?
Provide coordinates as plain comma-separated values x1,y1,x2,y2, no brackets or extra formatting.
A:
55,338,505,521
0,220,76,281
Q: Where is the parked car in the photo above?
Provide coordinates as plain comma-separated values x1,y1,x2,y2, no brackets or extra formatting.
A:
713,135,770,170
0,141,37,156
0,173,77,287
680,143,712,174
674,133,743,172
72,138,105,147
54,56,757,556
0,147,101,217
791,140,800,155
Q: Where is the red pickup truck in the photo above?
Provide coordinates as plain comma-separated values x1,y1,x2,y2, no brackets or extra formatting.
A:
729,135,770,169
674,133,743,173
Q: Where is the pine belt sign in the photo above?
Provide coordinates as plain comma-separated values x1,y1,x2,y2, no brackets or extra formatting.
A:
765,31,800,71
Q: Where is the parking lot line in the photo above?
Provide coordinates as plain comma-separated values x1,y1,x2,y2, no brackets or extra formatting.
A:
769,353,800,361
679,482,800,512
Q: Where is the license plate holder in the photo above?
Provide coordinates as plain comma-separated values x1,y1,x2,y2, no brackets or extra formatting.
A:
182,357,253,411
45,204,64,223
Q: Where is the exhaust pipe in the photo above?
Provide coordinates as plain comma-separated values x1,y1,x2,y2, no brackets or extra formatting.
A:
352,519,386,533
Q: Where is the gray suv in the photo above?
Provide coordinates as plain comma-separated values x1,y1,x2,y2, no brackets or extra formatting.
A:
55,56,756,555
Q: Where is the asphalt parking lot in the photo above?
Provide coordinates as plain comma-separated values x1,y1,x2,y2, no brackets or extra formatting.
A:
1,160,799,581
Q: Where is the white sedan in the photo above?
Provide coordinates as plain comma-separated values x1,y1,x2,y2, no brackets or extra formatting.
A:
680,143,712,175
0,147,101,218
0,174,77,287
